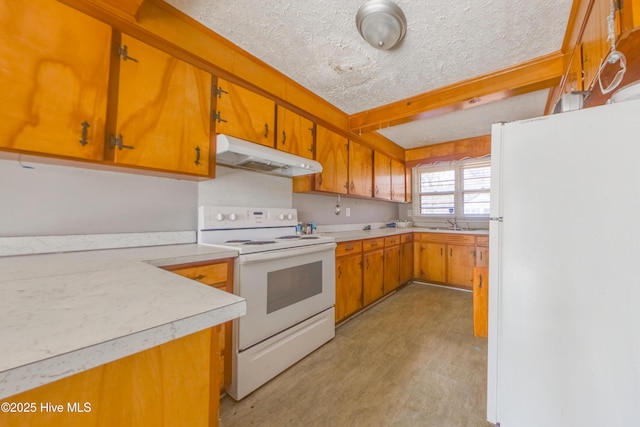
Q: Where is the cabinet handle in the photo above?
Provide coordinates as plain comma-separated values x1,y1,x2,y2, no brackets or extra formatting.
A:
194,146,201,166
308,144,314,153
118,45,138,62
450,249,453,257
337,266,342,279
480,252,483,261
109,135,134,150
344,181,349,190
479,274,483,289
264,123,269,138
440,248,443,256
79,121,90,146
350,181,355,191
193,274,206,281
282,131,286,145
345,247,353,252
214,86,228,98
375,186,379,195
308,126,315,137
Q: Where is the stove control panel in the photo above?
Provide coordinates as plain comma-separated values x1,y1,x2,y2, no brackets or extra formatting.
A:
199,206,298,229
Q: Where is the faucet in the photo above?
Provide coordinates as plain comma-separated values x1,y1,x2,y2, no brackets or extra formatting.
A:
446,218,460,230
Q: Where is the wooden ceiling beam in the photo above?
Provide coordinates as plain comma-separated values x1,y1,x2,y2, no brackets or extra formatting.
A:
349,51,567,134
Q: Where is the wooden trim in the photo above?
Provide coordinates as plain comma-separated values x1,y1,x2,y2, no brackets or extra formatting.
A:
405,135,491,167
349,52,565,134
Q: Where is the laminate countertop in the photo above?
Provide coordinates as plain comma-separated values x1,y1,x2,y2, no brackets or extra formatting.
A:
319,227,489,243
0,244,244,400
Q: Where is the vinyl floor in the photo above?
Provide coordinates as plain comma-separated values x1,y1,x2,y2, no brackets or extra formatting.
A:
219,282,493,427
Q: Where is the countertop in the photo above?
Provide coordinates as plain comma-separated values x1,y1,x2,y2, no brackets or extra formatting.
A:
0,243,244,400
320,227,489,243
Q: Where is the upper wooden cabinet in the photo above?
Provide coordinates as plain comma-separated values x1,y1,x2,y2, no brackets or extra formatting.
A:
276,105,314,159
348,140,373,197
374,151,392,200
214,78,275,147
0,0,111,160
108,34,212,175
405,166,413,203
314,125,349,194
391,158,406,202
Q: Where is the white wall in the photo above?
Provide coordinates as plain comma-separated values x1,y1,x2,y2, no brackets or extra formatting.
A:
0,159,197,237
199,166,292,208
293,192,401,225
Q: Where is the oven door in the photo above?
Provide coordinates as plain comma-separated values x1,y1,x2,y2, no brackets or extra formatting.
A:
236,242,336,351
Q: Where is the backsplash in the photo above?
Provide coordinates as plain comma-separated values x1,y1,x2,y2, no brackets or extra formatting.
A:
293,192,402,226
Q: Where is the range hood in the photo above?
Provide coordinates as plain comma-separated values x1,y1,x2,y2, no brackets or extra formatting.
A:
215,134,322,177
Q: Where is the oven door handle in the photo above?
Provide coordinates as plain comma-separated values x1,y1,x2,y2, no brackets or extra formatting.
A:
239,242,337,264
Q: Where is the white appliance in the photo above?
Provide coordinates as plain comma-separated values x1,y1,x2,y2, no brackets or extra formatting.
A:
216,134,323,177
198,206,336,400
488,99,640,426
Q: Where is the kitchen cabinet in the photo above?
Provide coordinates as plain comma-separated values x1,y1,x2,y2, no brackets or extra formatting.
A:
0,328,219,427
335,241,363,323
109,34,212,175
475,235,489,268
374,151,392,200
0,0,111,160
391,158,406,202
473,267,489,337
362,238,384,305
383,236,401,294
348,140,374,197
400,233,414,285
276,105,314,159
405,166,413,203
214,78,275,147
163,258,234,394
416,233,484,290
314,125,349,194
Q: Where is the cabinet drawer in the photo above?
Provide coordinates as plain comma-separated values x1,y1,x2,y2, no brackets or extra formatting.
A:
421,233,476,245
363,238,384,251
400,233,413,243
384,236,400,247
166,262,229,287
476,235,489,246
336,241,363,256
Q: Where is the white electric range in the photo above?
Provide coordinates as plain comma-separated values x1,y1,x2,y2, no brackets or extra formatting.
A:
197,206,336,400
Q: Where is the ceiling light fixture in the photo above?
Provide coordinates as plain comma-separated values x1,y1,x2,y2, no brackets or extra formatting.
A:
356,0,407,50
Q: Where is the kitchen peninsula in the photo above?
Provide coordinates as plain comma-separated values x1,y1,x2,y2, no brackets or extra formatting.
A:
0,243,245,426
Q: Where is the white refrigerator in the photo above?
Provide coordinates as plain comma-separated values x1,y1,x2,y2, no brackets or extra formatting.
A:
487,98,640,426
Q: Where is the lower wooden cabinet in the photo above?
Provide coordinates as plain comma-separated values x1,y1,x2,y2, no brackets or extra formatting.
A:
363,238,384,306
335,241,363,323
0,329,218,427
336,233,413,323
415,233,488,290
473,267,489,337
163,258,234,394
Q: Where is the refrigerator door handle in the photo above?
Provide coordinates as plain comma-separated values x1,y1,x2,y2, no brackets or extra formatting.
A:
489,217,503,222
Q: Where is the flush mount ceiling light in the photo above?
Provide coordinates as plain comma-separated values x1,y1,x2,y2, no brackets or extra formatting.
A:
356,0,407,50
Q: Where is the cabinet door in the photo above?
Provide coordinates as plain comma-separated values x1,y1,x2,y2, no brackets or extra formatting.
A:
348,140,373,197
112,34,212,175
405,166,413,203
276,105,314,159
335,253,362,322
214,78,274,147
0,0,111,160
391,158,406,202
383,245,401,294
363,249,384,305
400,241,414,284
473,267,489,337
315,125,348,194
419,242,446,283
447,244,476,289
374,151,391,200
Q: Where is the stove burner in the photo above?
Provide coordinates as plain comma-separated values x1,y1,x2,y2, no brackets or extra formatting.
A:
277,235,302,240
225,239,251,243
244,240,276,245
300,236,319,239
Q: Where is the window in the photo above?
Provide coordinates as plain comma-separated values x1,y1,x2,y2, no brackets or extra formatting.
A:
413,157,491,218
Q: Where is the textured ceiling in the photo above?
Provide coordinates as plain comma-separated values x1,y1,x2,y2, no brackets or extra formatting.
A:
165,0,573,148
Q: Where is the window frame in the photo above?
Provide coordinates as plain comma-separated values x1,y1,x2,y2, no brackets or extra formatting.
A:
412,157,491,220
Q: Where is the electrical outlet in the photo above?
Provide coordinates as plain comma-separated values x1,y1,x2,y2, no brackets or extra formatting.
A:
407,209,412,217
346,207,351,217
